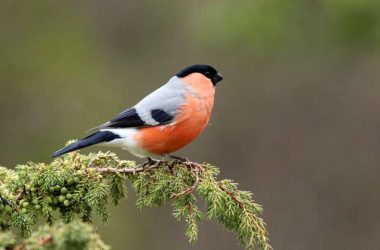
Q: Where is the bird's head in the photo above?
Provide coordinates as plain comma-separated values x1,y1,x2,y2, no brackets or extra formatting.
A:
176,64,223,86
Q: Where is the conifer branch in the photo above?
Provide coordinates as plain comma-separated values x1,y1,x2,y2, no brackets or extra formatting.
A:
2,220,110,250
218,182,244,208
170,168,200,199
0,149,271,250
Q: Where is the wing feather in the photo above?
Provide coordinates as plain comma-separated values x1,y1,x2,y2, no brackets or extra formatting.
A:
87,76,185,133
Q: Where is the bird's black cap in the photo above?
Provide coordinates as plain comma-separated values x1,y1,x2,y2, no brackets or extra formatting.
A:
176,64,223,85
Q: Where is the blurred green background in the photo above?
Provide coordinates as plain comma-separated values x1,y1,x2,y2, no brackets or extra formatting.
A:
1,1,380,249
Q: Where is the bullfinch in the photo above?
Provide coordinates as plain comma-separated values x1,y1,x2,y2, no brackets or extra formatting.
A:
52,64,223,160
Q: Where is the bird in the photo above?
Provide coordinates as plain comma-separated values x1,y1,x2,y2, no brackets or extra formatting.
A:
52,64,223,161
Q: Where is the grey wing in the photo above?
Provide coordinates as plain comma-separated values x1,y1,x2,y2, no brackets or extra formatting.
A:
88,76,186,133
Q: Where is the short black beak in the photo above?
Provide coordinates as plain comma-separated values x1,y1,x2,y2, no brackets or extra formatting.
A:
212,72,223,85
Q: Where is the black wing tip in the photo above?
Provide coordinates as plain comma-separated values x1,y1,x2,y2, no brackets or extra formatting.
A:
51,131,121,159
52,148,68,158
51,140,82,159
52,151,63,158
51,144,76,158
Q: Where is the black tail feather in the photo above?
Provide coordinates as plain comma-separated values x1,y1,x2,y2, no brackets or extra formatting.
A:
52,131,121,158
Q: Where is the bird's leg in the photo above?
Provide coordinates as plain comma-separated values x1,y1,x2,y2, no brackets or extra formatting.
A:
168,154,189,162
143,157,156,169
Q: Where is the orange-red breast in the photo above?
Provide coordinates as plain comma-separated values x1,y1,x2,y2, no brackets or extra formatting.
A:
52,64,223,159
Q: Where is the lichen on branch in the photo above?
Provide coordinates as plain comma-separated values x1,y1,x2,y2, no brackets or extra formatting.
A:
0,149,271,250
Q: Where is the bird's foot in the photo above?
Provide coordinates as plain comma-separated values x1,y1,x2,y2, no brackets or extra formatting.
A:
168,154,189,162
142,157,159,169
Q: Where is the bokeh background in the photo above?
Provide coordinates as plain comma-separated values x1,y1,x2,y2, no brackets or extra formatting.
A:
1,1,380,249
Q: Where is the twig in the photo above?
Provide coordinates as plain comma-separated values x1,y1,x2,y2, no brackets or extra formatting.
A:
13,244,24,250
15,190,25,200
96,159,206,199
188,202,193,215
13,234,52,250
96,160,163,174
182,162,206,173
218,183,244,209
95,159,205,175
39,234,53,246
171,168,200,199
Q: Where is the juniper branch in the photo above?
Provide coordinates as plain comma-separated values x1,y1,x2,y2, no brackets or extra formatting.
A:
0,149,271,250
1,220,110,250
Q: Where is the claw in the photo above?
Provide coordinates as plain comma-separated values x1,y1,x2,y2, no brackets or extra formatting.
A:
143,157,157,169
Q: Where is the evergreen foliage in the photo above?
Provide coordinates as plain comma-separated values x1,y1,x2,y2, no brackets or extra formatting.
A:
0,148,271,249
0,220,109,250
